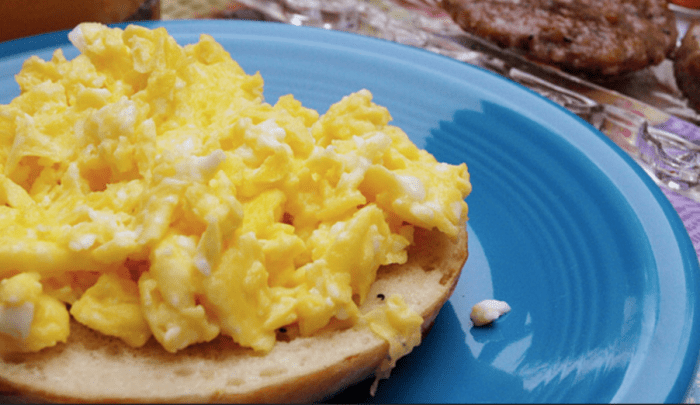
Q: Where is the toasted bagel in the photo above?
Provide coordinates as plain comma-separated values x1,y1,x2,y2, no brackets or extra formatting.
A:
0,225,467,403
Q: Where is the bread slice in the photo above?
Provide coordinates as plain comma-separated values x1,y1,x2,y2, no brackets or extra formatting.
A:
0,224,467,403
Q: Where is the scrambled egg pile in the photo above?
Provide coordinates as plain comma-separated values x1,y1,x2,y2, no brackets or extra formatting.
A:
0,23,471,355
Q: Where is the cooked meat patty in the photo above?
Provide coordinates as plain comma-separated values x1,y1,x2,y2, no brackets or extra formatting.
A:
674,21,700,111
441,0,678,77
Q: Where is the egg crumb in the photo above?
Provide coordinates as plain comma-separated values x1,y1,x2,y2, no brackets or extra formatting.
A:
0,23,471,355
470,299,511,326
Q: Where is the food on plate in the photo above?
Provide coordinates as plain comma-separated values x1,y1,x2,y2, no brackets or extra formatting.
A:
470,299,511,326
0,0,158,42
0,23,471,402
674,20,700,112
440,0,678,77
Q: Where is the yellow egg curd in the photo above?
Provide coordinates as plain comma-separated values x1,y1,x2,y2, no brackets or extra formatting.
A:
0,23,471,356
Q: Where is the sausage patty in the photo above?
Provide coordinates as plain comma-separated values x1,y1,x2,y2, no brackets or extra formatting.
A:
441,0,678,77
674,21,700,111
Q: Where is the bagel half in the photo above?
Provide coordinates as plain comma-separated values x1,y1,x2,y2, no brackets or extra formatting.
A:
0,224,467,403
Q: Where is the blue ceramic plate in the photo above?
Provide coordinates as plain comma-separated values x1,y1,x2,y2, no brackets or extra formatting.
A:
1,20,699,403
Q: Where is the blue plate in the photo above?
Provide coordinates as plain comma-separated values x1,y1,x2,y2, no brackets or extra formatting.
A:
2,20,700,403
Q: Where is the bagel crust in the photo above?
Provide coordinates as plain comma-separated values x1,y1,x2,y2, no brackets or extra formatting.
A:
0,225,468,403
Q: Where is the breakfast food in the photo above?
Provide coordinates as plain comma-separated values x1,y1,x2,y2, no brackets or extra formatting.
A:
0,23,471,402
1,227,467,403
0,0,159,42
440,0,678,77
674,20,700,112
470,299,511,326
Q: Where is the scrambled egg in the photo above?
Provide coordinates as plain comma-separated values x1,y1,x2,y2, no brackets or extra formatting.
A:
470,299,511,326
0,23,471,355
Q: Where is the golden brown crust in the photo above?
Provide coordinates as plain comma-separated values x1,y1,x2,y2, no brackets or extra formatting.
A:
0,0,150,42
675,21,700,112
0,225,468,404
